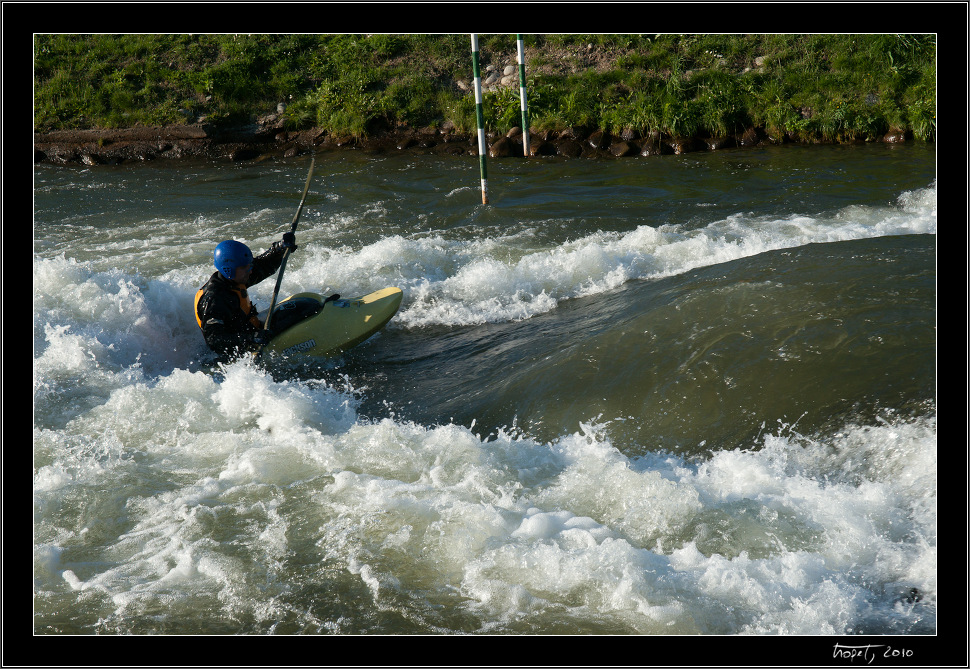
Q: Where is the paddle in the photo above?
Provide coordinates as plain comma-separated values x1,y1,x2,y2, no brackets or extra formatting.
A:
259,156,315,351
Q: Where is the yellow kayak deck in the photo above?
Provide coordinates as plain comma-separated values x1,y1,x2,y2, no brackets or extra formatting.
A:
262,287,403,359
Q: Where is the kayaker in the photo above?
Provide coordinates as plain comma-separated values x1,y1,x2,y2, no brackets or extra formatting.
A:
194,232,297,358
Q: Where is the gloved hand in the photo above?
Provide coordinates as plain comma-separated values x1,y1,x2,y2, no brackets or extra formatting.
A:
251,329,274,346
281,231,297,252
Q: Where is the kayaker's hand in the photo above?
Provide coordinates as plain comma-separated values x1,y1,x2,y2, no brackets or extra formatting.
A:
251,329,273,346
282,231,297,252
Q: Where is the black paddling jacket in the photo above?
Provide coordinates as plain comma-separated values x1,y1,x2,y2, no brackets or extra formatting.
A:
194,243,287,357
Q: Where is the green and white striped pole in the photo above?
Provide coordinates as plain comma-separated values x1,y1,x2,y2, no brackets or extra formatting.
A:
516,34,530,157
471,34,488,204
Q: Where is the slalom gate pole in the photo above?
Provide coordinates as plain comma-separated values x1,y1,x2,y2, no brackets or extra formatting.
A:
471,34,489,205
516,34,530,157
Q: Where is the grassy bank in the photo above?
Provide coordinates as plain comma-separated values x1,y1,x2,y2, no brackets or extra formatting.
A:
33,34,937,143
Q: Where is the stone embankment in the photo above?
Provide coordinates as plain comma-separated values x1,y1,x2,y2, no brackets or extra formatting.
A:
34,108,913,167
32,45,919,167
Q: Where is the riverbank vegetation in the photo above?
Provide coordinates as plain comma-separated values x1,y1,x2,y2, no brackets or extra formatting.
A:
33,34,937,143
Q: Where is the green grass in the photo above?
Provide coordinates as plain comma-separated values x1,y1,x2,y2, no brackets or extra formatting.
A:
33,34,937,143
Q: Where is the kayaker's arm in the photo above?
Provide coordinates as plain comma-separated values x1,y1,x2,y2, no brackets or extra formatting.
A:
247,233,298,287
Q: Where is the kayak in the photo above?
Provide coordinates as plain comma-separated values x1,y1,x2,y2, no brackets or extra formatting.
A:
260,287,403,359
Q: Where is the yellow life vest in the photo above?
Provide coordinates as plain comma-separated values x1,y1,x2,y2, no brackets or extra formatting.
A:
194,288,205,329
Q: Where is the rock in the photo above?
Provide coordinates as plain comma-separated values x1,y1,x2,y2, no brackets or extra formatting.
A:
230,148,260,161
738,127,762,147
530,141,557,156
882,129,911,143
440,131,470,145
609,141,638,157
489,136,512,157
619,127,638,141
587,130,609,149
435,143,467,156
667,138,696,154
558,126,588,142
556,139,583,157
703,136,737,151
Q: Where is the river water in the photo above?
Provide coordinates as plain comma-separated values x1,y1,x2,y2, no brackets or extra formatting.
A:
33,143,937,647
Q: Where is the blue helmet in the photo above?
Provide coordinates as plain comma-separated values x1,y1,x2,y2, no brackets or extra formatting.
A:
214,240,253,280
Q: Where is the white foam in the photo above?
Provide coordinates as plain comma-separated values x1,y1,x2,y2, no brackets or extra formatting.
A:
34,340,935,633
376,184,935,328
34,255,207,381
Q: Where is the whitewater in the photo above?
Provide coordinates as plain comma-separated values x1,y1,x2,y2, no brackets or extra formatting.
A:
33,144,938,654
